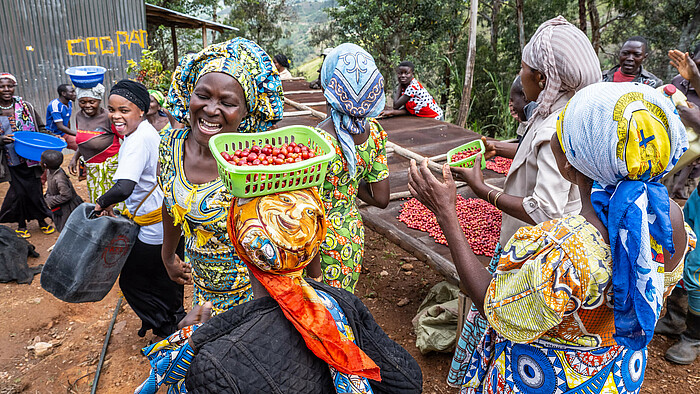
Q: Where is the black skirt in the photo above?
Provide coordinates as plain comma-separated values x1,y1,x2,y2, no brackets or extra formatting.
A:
0,163,51,226
119,238,185,338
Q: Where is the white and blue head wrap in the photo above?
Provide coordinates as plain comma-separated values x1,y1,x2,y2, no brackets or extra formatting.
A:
320,43,385,176
557,82,688,350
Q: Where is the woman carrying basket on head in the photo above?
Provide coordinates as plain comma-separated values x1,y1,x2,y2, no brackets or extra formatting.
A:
158,38,284,316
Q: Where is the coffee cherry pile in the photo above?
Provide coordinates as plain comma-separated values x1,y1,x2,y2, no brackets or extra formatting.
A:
397,196,502,256
451,147,481,163
220,142,317,166
485,156,513,175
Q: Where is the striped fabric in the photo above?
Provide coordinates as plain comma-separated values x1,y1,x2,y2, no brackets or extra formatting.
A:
521,16,601,122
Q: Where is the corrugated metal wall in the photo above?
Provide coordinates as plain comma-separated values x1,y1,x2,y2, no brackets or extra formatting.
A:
0,0,146,120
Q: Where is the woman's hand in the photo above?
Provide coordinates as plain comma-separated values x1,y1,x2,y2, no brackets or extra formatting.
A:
68,155,79,176
669,50,700,82
678,102,700,130
1,134,13,144
450,153,485,189
93,202,116,217
408,159,457,220
481,136,497,160
178,301,213,329
164,254,193,286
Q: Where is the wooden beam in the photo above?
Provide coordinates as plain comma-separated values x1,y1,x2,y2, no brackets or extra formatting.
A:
282,110,312,117
284,98,327,119
170,26,178,70
202,26,208,47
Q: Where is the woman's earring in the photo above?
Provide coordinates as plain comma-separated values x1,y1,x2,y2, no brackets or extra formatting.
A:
538,81,545,89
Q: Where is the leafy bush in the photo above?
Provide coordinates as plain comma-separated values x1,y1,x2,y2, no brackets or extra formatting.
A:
126,49,173,92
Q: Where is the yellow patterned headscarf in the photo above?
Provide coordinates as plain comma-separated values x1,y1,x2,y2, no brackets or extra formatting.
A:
167,38,284,133
228,189,381,380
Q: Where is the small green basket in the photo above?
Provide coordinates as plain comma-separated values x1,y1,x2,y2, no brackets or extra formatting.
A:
447,139,486,169
209,125,335,198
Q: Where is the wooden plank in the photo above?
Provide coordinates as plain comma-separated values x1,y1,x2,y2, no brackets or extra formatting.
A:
283,90,321,95
283,110,312,117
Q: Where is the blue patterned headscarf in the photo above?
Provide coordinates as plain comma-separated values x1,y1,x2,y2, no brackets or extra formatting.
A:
168,38,284,133
557,82,688,350
320,43,385,176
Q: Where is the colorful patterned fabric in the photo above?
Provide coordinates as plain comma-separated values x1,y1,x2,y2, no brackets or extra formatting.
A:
447,243,501,387
135,323,201,394
318,290,374,394
158,128,251,314
461,329,647,394
521,16,601,122
320,43,385,176
85,154,124,212
229,189,381,380
167,38,284,133
683,189,700,315
459,214,694,392
317,119,389,292
402,78,443,120
2,96,38,167
148,89,166,107
556,82,688,350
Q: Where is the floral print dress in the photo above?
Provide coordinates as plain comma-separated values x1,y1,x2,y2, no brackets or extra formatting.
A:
317,118,388,292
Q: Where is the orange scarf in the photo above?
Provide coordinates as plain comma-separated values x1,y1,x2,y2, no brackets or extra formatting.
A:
228,189,380,380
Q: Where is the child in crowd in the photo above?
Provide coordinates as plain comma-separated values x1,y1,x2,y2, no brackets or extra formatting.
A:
508,75,537,142
41,150,83,232
380,61,443,120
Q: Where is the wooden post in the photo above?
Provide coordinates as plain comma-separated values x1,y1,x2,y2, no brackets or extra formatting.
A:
170,26,178,69
456,0,478,129
202,25,208,48
516,0,525,52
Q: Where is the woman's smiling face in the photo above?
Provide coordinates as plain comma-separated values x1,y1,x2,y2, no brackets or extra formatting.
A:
189,72,248,147
107,95,144,136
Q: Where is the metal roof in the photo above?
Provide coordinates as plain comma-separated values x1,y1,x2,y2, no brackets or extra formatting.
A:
145,3,238,32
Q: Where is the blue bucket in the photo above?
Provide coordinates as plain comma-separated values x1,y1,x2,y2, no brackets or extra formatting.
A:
13,132,67,161
65,66,106,88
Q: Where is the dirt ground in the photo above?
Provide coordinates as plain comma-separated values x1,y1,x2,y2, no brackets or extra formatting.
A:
1,157,699,393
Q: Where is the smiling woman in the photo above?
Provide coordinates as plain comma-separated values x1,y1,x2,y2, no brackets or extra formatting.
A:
132,38,283,394
93,79,186,340
158,38,284,317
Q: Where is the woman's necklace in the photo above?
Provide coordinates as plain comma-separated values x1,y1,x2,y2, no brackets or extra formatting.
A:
0,102,13,110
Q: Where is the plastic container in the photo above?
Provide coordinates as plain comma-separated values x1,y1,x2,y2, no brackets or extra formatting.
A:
209,125,335,198
65,66,106,88
447,139,486,169
13,131,67,161
41,203,140,303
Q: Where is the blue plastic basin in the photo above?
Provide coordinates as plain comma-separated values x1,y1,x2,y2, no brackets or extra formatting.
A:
65,66,106,88
13,132,67,161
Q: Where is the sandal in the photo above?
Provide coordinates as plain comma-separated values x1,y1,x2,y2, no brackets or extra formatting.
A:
16,229,31,238
40,225,55,235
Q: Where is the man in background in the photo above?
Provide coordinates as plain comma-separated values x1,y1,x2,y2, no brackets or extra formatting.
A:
46,84,76,150
602,36,663,87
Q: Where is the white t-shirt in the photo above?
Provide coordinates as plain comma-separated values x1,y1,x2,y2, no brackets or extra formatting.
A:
113,120,164,245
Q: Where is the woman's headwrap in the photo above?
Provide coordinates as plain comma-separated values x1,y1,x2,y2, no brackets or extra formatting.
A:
76,83,105,101
321,43,385,177
148,89,165,107
0,73,17,85
522,16,601,122
556,82,688,350
110,79,150,112
228,189,381,381
168,38,284,133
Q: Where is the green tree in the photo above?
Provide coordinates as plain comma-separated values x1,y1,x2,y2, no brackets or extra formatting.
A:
221,0,295,58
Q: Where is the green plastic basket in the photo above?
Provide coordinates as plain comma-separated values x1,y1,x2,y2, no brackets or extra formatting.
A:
209,125,335,198
447,139,486,169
